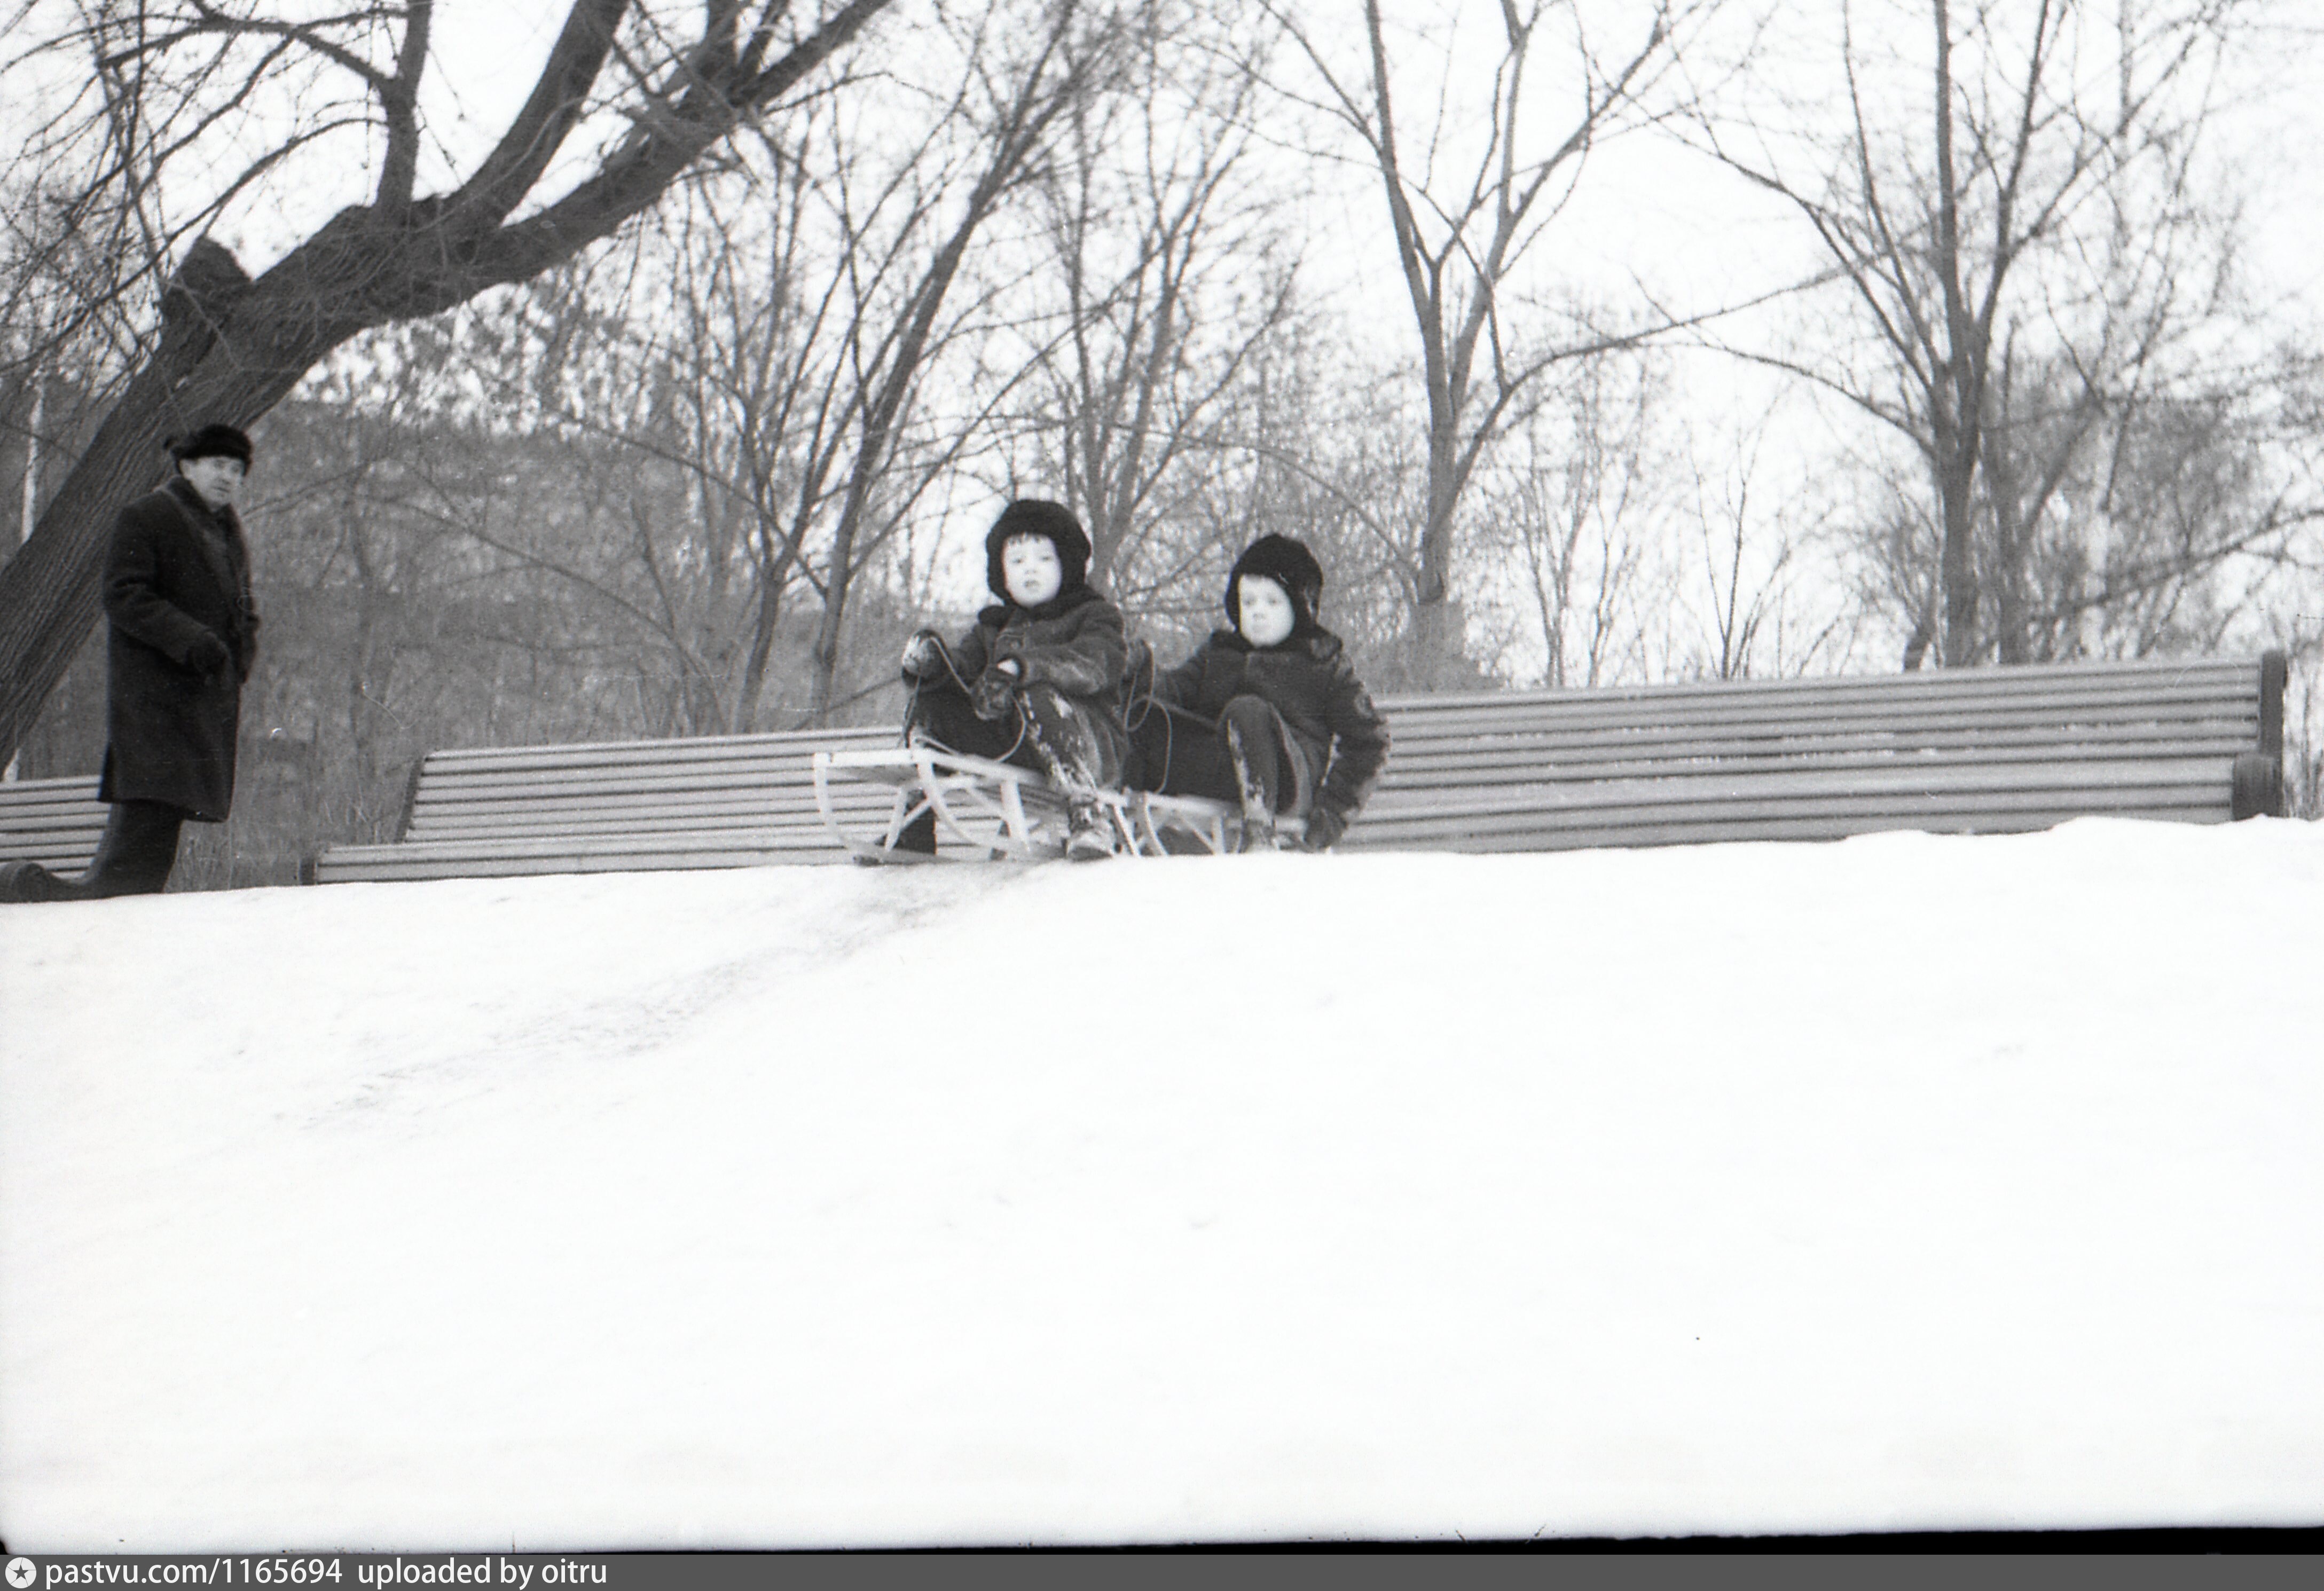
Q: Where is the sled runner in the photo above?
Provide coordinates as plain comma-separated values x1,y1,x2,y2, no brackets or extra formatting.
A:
811,743,1301,863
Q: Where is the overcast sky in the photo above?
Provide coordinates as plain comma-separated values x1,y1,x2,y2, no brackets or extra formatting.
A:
77,1,2295,331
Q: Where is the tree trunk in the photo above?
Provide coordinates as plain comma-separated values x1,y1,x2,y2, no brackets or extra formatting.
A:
1929,0,1983,668
801,12,1086,722
1935,432,1981,666
802,244,959,725
1901,612,1935,672
1401,408,1466,688
1987,446,2030,665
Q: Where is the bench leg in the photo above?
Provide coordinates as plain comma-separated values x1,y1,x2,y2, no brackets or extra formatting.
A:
2231,751,2286,820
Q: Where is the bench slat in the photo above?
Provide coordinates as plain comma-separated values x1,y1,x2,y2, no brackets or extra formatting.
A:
1347,785,2226,842
1380,692,2258,743
0,841,108,871
0,809,121,836
324,828,855,860
408,803,893,840
417,727,891,774
0,798,115,820
407,784,896,823
0,775,109,874
407,766,844,805
1373,739,2257,791
1371,656,2255,716
1342,804,2229,854
1380,715,2258,755
406,801,815,836
1358,757,2229,821
311,832,859,883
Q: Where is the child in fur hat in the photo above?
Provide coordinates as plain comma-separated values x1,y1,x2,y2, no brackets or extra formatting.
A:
896,498,1132,860
1131,533,1388,851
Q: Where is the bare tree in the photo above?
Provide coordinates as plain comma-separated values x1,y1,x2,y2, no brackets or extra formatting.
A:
1009,0,1298,607
0,0,901,762
1265,0,1742,686
1479,353,1662,688
244,0,1138,739
1205,329,1436,678
446,179,835,736
1677,423,1851,679
798,0,1134,721
1689,0,2279,667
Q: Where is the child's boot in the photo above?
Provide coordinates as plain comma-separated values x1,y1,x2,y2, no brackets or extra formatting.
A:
1226,723,1283,853
1065,800,1118,861
890,807,938,855
1235,796,1277,853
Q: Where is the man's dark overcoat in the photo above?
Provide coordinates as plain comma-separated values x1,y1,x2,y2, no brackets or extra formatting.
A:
97,475,259,822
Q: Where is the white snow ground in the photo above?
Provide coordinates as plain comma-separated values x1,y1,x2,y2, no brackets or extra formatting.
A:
2,816,2320,1551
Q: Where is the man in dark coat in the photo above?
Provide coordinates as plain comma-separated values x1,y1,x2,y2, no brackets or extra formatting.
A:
1,423,260,903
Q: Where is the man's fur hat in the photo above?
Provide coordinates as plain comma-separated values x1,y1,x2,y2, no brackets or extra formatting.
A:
169,423,254,467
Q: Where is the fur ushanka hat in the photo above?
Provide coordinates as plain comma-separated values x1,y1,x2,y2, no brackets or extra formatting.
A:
1224,533,1325,635
169,422,255,467
984,498,1092,602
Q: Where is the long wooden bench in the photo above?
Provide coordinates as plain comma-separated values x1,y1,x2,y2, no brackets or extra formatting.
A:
1340,651,2289,853
307,726,899,882
0,774,109,877
305,652,2288,883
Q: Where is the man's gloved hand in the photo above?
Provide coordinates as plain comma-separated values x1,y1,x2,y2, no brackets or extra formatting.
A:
184,632,232,675
971,657,1023,721
1299,805,1347,852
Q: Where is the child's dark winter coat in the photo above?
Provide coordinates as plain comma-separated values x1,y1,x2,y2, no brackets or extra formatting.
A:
936,587,1130,734
1133,533,1388,847
1142,626,1389,844
901,500,1130,791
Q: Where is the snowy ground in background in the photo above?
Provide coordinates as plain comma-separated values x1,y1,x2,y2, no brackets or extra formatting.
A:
2,817,2320,1550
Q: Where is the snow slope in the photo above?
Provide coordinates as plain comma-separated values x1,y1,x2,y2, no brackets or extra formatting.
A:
2,817,2320,1550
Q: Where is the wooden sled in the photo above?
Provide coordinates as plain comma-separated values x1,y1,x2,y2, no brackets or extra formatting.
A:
811,744,1302,863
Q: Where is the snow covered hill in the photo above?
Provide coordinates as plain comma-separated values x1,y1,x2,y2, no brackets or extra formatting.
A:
3,817,2320,1550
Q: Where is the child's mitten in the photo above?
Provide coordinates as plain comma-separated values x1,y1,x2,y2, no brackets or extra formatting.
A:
971,657,1023,721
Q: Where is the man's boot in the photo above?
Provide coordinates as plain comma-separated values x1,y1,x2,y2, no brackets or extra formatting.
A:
0,860,82,903
80,800,186,897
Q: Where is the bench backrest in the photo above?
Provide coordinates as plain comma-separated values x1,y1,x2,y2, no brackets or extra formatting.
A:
392,724,899,841
307,726,902,880
1353,653,2285,851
